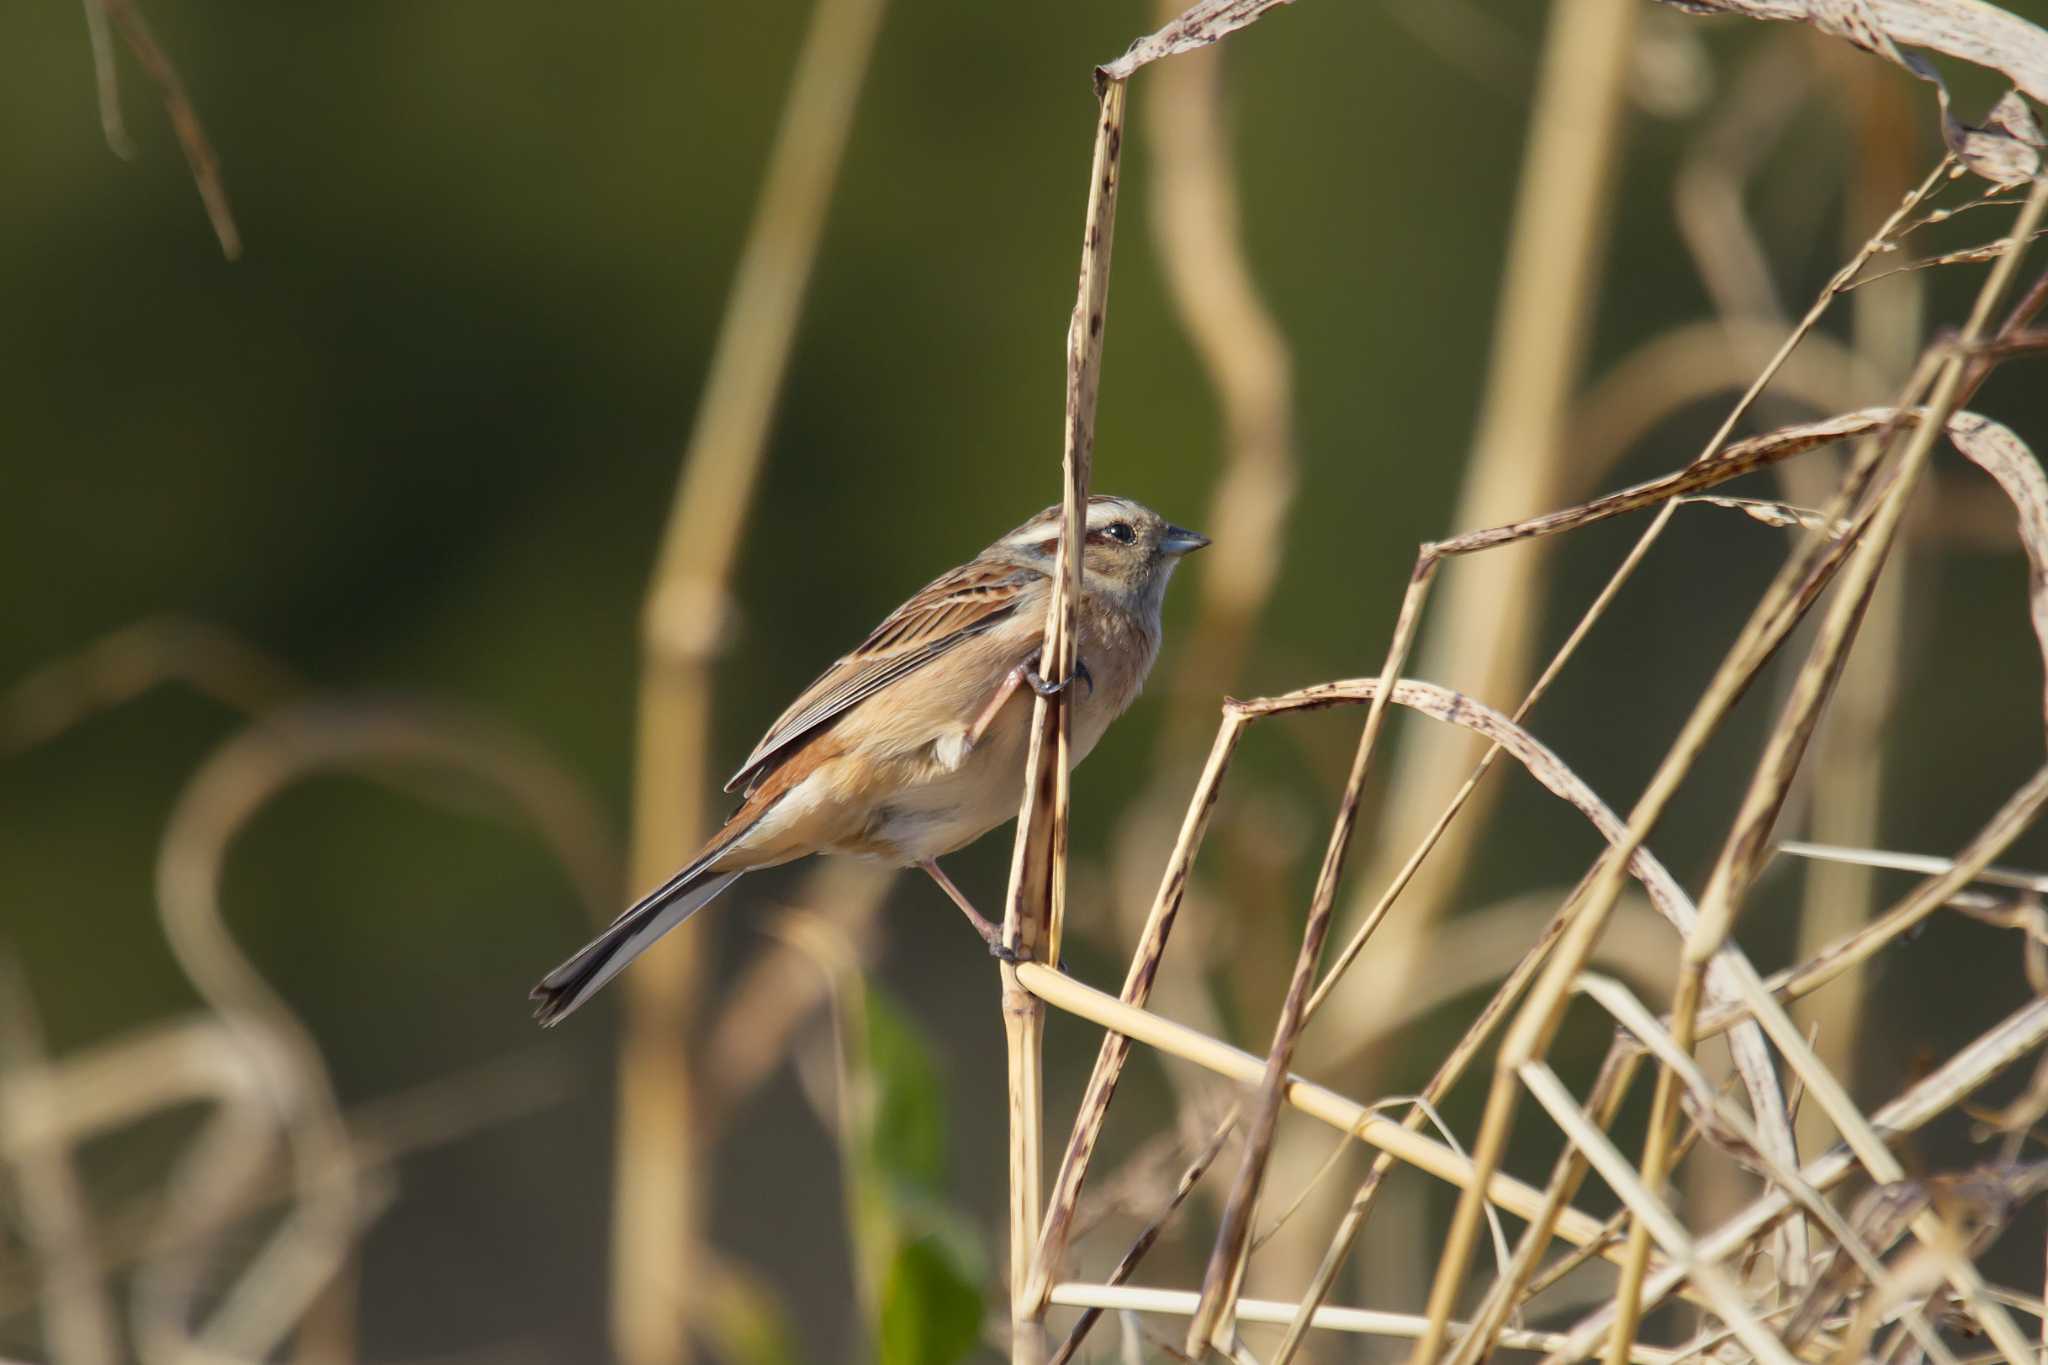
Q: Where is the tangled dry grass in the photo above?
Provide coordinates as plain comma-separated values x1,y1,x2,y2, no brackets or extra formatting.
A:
12,0,2048,1363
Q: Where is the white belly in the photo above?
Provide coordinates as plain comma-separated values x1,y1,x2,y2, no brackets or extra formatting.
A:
861,679,1125,864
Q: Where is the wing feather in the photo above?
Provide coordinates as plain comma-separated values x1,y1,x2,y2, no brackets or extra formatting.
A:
724,559,1038,794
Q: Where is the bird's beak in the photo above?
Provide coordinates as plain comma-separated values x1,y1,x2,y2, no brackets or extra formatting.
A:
1160,524,1211,557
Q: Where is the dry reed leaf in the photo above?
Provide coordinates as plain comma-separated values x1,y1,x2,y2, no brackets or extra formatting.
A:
1942,86,2047,186
1659,0,2048,123
1097,0,1300,83
1437,406,1910,556
1675,494,1847,534
1665,0,2048,182
1944,411,2048,736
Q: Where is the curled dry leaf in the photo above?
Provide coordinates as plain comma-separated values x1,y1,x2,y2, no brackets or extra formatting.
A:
1944,87,2047,186
1676,494,1846,534
1945,412,2048,737
1781,1176,1930,1346
1097,0,1299,84
1784,1162,2048,1347
1660,0,2048,182
1919,71,2044,185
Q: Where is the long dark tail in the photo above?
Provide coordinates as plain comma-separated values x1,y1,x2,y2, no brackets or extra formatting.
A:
531,862,744,1026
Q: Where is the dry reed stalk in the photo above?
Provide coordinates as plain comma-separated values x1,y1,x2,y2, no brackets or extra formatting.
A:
1085,1,1300,1190
0,616,304,757
145,719,360,1364
1016,962,1616,1253
0,962,119,1365
1334,193,1968,1297
1786,51,1927,1164
1611,319,1945,1365
1045,1282,1686,1362
133,705,616,1362
1605,175,2048,1363
998,73,1126,1365
1024,7,2048,1358
1179,559,1427,1353
1517,1063,1803,1365
1695,760,2048,1043
1046,1113,1235,1365
1282,404,1964,1287
1398,137,2005,1351
1545,992,2048,1361
1251,643,1804,1356
1437,1041,1646,1365
1279,166,1965,1323
79,0,134,159
91,0,239,259
1410,378,1932,1362
1027,712,1246,1314
1612,427,1941,1352
611,0,884,1356
0,1038,568,1323
1574,973,1959,1365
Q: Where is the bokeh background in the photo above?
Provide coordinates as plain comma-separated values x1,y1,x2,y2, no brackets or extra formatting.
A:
9,1,2048,1361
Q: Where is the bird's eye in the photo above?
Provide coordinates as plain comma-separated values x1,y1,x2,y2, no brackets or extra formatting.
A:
1106,522,1135,544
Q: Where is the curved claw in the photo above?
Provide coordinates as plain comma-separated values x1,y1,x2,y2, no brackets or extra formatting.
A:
986,941,1070,973
1022,652,1095,699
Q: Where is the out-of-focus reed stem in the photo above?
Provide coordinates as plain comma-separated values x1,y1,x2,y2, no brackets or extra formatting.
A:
1313,0,1639,1083
1143,18,1296,742
614,0,885,1358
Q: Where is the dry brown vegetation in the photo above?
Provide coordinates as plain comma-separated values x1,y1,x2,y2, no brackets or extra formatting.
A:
13,0,2048,1363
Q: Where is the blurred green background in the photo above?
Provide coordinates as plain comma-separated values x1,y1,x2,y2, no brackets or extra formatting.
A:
9,1,2048,1361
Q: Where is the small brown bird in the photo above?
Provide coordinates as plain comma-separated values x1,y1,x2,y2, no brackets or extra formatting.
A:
532,495,1207,1025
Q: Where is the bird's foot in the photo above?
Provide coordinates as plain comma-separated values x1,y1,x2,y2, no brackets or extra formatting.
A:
1023,651,1094,699
983,935,1068,972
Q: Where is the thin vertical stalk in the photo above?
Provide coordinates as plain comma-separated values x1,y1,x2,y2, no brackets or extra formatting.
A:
1027,710,1248,1312
614,0,886,1358
1183,549,1433,1354
1001,77,1127,1364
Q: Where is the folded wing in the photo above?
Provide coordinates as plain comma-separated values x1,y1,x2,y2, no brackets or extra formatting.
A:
724,559,1038,795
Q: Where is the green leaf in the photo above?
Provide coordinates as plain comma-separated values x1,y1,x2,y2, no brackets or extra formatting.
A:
701,1262,807,1365
863,986,948,1192
877,1232,984,1365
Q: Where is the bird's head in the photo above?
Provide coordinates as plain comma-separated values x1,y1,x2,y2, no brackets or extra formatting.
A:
993,494,1209,607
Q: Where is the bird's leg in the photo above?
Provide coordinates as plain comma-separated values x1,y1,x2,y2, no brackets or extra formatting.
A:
962,665,1028,754
919,858,1025,962
1021,648,1094,699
